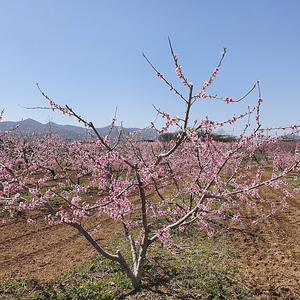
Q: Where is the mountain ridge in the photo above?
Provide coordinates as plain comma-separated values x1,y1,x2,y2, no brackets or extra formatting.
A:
0,118,157,140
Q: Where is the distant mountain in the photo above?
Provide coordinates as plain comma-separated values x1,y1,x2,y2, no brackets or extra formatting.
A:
0,119,158,141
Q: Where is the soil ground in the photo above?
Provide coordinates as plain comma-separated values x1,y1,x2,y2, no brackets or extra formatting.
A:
231,183,300,299
0,209,123,282
1,180,300,298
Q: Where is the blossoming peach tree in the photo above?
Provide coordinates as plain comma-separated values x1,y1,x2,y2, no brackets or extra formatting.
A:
1,39,300,289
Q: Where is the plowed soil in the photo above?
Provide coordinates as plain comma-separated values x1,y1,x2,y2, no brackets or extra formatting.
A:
231,183,300,299
1,178,300,298
0,209,122,281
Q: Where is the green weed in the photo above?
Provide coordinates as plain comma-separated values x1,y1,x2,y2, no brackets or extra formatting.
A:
0,227,257,299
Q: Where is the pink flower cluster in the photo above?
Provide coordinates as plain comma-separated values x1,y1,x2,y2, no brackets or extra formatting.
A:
156,72,164,80
193,67,221,100
228,115,236,124
225,96,234,104
175,65,190,86
199,118,215,127
202,67,219,91
162,112,179,126
157,112,180,134
175,66,183,79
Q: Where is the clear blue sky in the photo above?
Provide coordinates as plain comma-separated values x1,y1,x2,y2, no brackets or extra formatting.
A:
0,0,299,134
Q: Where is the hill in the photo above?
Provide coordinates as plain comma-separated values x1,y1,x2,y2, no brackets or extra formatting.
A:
0,119,157,140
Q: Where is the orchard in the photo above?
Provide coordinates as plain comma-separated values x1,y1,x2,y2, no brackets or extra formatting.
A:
1,39,300,292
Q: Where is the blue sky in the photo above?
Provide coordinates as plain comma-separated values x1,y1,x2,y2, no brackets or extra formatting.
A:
0,0,299,134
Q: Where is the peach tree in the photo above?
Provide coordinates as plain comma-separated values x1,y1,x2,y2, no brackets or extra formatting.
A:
1,39,299,289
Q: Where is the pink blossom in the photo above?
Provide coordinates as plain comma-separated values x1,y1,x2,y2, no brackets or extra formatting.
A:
27,219,36,224
175,66,182,73
156,72,164,79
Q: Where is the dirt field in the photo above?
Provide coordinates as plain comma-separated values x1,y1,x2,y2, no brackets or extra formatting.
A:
1,183,300,298
231,183,300,298
0,208,123,282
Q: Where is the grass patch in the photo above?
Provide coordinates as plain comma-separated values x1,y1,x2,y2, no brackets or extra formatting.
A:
286,174,300,188
0,226,257,299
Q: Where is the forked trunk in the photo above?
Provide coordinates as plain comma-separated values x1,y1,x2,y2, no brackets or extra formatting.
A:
119,257,145,290
117,237,150,290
